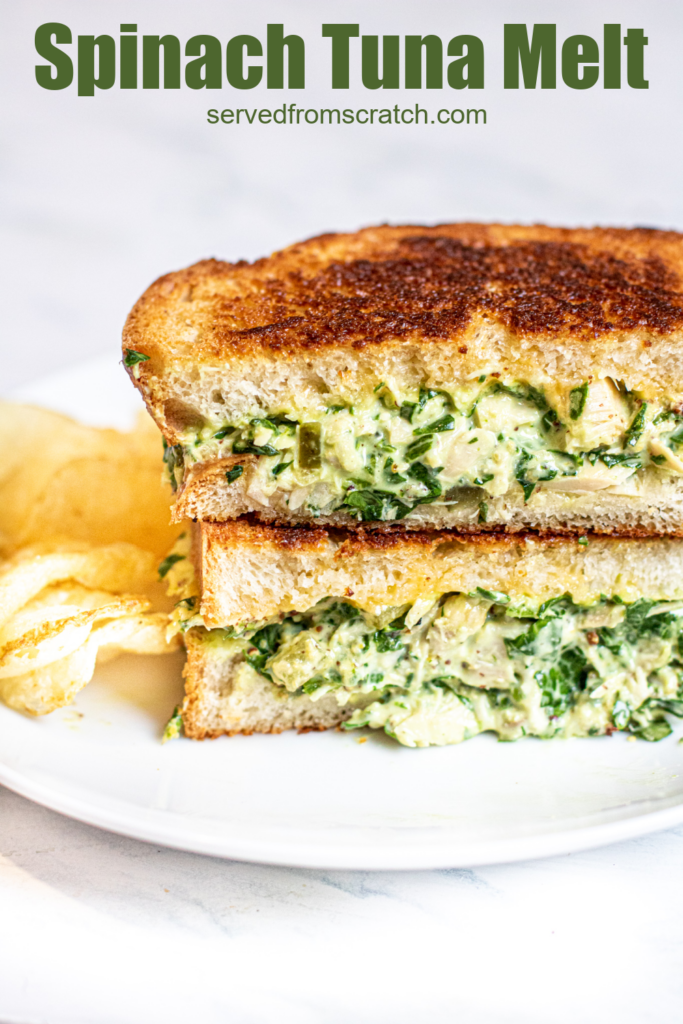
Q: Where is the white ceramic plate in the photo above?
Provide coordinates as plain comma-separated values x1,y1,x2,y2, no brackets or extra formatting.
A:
2,357,683,870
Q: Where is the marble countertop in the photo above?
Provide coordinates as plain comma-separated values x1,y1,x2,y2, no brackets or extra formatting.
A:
3,784,683,1024
3,1,683,1020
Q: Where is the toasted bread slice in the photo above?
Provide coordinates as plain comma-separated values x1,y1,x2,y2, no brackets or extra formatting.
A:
195,519,683,627
175,458,683,536
124,223,683,530
182,631,354,739
180,520,683,742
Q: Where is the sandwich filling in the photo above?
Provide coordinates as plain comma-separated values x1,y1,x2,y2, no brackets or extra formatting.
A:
179,589,683,748
165,378,683,521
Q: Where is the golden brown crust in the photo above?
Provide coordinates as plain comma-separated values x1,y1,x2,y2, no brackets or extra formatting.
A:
124,222,683,373
199,516,681,557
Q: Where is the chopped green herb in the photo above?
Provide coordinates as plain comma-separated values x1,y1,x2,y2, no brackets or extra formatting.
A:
478,501,488,524
578,536,589,546
213,426,236,440
272,460,293,477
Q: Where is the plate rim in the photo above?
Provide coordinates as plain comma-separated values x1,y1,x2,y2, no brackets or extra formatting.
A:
3,758,683,869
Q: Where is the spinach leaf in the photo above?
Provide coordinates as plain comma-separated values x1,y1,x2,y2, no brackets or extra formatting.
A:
245,622,284,677
611,699,631,730
598,451,641,469
640,697,683,718
272,460,293,477
625,403,647,448
383,457,406,485
342,488,412,521
515,450,536,501
123,348,150,367
542,408,561,432
413,414,455,436
475,586,510,604
405,435,433,461
213,426,236,440
597,599,665,653
633,720,672,742
225,465,244,484
162,439,183,493
505,616,562,657
158,553,185,579
537,593,578,617
535,646,589,717
233,439,279,457
373,629,405,653
491,382,548,411
569,383,589,419
407,462,443,503
400,386,450,423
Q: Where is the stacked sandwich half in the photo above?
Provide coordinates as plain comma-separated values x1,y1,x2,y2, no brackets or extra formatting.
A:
123,223,683,747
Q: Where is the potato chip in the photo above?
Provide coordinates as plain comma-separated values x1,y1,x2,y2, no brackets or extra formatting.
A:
93,612,178,656
0,544,157,627
0,402,178,557
0,596,148,678
0,608,181,715
0,398,190,717
0,642,99,716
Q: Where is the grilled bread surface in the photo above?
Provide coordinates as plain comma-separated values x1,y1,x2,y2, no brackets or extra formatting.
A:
124,222,683,442
195,518,683,628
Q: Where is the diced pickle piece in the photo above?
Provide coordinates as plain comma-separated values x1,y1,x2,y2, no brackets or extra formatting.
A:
298,423,322,470
443,485,487,508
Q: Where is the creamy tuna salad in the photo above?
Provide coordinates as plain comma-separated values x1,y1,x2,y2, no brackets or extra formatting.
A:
178,589,683,748
163,377,683,521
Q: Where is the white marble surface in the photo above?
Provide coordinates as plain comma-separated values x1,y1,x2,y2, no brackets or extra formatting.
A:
3,1,683,1020
3,784,683,1024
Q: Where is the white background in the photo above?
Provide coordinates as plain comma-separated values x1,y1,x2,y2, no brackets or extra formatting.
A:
2,1,683,1021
